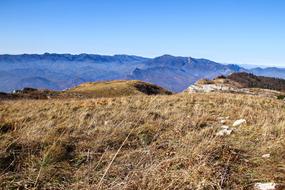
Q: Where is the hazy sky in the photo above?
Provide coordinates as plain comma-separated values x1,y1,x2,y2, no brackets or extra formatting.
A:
0,0,284,66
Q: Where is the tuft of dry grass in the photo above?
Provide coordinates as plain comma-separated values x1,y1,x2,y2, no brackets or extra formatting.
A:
0,92,284,189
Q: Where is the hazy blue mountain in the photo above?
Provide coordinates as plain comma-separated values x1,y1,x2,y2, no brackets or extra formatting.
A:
128,55,246,91
0,53,284,92
15,77,60,90
0,53,148,92
238,64,268,69
250,67,285,79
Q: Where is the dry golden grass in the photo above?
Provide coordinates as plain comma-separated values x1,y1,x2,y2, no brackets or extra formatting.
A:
63,80,172,98
0,92,284,189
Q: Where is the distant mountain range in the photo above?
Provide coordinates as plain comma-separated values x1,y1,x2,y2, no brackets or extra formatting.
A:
0,53,284,92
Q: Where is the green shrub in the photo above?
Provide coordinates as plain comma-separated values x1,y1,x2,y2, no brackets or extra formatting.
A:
277,95,285,100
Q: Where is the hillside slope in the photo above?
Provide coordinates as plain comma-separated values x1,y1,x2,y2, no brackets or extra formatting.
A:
186,73,285,100
228,72,285,92
0,93,284,189
0,80,172,100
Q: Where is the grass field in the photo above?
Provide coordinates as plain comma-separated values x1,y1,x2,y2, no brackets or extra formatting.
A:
0,92,284,189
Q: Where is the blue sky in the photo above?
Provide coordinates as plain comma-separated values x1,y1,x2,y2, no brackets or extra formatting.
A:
0,0,284,66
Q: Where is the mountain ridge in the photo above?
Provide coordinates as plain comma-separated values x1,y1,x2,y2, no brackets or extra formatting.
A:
0,53,284,92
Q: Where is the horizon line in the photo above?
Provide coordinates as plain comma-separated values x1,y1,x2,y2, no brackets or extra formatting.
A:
0,52,283,68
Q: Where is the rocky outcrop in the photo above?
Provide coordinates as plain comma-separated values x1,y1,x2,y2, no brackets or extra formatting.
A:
186,75,285,99
187,83,242,93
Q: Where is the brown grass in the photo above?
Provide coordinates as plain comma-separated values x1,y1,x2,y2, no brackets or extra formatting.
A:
0,92,284,189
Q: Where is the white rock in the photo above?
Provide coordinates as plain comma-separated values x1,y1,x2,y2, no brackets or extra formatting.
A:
232,119,246,127
217,116,229,120
254,182,276,190
262,154,271,158
221,125,229,129
221,120,227,124
216,128,233,136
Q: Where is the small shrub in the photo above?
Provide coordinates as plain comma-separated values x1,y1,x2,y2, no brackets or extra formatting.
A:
43,141,76,166
0,122,14,134
277,95,285,100
0,142,22,171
